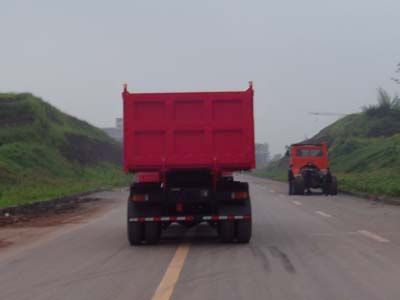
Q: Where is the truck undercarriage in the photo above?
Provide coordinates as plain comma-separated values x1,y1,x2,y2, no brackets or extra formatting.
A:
127,170,252,244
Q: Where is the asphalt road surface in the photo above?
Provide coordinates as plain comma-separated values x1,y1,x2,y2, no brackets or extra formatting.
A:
2,174,400,300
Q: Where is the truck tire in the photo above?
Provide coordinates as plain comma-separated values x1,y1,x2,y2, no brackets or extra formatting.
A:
127,200,143,245
288,181,294,195
236,220,252,243
294,177,305,195
330,176,338,195
128,222,143,246
144,222,161,244
219,220,235,243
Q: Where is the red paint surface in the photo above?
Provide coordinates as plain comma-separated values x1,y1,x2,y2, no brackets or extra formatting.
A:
290,143,329,175
122,84,255,173
137,172,160,183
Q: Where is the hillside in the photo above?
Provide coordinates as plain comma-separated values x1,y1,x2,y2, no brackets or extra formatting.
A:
256,108,400,197
0,93,130,207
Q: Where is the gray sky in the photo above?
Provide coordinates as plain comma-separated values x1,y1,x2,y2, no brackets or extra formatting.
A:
1,0,399,154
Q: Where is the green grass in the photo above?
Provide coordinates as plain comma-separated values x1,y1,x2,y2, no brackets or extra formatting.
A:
330,134,400,196
252,159,287,182
337,171,400,197
0,93,131,208
0,164,130,207
255,110,400,197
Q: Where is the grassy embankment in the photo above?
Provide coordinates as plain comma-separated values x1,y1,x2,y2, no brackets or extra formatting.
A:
0,93,131,207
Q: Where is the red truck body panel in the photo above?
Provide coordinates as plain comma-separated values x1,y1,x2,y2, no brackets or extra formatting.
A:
123,84,255,173
136,172,160,183
290,143,329,175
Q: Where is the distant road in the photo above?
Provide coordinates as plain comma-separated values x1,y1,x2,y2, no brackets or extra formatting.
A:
1,176,400,300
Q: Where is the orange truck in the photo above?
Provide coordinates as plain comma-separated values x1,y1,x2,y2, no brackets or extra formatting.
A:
288,143,338,195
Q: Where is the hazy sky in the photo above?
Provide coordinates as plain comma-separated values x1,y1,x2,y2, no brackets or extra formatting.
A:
1,0,399,154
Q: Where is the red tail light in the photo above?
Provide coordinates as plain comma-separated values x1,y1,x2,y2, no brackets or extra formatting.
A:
131,194,149,202
231,191,249,200
176,203,184,212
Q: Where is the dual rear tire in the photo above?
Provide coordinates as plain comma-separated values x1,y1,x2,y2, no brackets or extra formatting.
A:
219,220,234,243
219,219,252,243
236,220,252,243
128,221,161,245
127,201,161,245
218,198,252,243
144,222,161,244
127,222,143,245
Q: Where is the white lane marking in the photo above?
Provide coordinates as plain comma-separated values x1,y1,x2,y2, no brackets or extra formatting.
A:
310,231,358,237
292,201,302,206
315,211,332,218
151,244,190,300
357,230,390,243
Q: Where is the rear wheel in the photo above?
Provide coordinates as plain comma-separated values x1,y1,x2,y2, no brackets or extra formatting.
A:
330,176,338,195
236,220,252,243
144,222,161,244
294,177,305,195
128,222,143,245
127,201,143,245
219,220,235,243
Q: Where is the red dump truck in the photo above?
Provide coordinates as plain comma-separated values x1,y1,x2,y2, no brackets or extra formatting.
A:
122,83,255,245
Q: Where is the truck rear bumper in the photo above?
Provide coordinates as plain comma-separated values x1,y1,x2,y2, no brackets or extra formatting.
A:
129,215,251,222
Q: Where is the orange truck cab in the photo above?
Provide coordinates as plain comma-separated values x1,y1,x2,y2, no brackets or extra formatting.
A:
288,143,338,195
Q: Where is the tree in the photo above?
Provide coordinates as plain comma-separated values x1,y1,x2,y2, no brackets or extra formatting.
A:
362,88,400,116
271,153,283,162
391,62,400,84
255,143,271,167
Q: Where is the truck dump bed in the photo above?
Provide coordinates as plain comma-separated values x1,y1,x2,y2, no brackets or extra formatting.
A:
123,84,255,173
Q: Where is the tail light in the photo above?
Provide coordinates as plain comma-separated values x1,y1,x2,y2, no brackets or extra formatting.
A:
176,203,184,212
131,194,149,202
231,191,249,200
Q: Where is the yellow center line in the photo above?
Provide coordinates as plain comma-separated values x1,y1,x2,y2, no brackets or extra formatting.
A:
151,244,190,300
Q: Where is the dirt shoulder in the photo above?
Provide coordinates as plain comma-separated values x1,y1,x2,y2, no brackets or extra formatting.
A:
0,190,125,255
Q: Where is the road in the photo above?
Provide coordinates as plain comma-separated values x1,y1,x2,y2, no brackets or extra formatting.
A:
2,175,400,300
